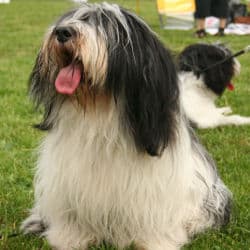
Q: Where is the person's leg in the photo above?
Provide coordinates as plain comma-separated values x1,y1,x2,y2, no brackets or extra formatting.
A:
194,0,211,38
215,18,227,36
196,18,206,31
211,0,229,36
219,18,227,29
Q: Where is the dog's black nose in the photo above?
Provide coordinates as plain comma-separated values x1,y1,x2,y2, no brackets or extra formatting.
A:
55,27,75,43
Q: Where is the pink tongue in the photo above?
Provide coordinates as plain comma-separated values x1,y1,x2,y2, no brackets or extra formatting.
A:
55,64,81,95
227,82,234,91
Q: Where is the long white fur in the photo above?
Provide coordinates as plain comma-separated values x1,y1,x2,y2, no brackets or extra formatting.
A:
179,71,250,129
22,98,229,250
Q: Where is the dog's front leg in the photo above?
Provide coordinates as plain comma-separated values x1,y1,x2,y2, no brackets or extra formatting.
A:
218,114,250,126
21,208,47,236
21,209,94,250
45,223,94,250
218,106,232,115
135,238,180,250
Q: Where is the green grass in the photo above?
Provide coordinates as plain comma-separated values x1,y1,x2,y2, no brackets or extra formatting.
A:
0,0,249,249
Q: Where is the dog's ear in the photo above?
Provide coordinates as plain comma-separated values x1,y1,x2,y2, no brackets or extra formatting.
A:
28,51,61,130
105,12,179,156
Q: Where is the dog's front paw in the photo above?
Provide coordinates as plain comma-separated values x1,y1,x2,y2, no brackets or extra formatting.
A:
220,107,232,115
21,213,47,235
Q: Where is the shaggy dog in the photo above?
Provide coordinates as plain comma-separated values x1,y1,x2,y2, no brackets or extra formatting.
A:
178,43,250,128
21,3,231,250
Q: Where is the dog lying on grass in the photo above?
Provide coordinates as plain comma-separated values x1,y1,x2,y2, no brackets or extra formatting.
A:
178,43,250,128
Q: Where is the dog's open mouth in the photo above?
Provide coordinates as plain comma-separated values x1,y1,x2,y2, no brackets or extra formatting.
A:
55,63,82,95
53,38,83,95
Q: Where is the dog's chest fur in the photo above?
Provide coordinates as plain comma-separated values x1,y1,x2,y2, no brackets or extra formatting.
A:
36,101,194,244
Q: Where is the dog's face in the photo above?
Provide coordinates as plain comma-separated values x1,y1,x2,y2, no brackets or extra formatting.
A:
34,4,118,104
178,43,238,96
29,3,179,156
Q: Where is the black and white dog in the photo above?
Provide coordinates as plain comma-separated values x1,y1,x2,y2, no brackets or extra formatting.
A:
178,43,250,128
21,3,231,250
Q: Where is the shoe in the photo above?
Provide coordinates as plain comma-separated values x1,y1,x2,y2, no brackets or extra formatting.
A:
194,29,207,38
215,28,225,36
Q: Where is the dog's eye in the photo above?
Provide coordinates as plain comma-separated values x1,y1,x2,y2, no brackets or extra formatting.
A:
80,15,90,22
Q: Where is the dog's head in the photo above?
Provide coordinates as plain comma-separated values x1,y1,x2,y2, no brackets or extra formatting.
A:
178,43,240,96
29,3,179,156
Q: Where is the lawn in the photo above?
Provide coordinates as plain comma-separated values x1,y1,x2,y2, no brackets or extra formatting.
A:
0,0,249,249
